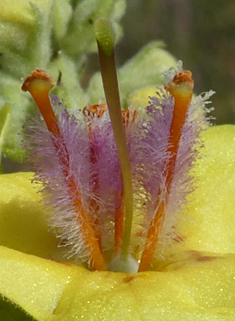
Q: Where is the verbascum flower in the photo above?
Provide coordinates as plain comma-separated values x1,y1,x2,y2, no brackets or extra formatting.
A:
1,19,235,321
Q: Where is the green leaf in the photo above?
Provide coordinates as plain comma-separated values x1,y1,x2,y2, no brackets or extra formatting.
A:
48,53,88,111
61,0,126,57
0,74,33,162
51,0,73,41
0,298,36,321
0,0,126,162
0,0,54,162
0,0,54,78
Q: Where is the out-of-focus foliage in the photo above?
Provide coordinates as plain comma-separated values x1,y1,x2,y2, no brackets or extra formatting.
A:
0,0,126,162
0,0,179,167
87,41,176,107
2,0,233,166
117,0,235,124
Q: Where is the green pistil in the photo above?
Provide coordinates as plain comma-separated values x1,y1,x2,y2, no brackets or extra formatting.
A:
94,19,116,56
95,19,134,260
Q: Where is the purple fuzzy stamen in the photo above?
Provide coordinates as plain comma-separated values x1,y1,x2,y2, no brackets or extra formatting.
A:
24,65,214,264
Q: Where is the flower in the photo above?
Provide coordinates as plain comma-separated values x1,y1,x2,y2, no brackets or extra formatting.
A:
1,124,235,320
21,59,214,272
1,18,235,321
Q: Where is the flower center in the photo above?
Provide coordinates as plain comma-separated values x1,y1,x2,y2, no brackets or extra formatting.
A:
22,20,196,273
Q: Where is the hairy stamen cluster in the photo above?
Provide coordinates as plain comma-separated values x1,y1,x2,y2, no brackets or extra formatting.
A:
22,62,212,272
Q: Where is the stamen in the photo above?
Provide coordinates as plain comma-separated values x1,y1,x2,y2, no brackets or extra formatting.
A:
22,69,59,137
95,19,134,260
22,71,107,271
122,109,138,126
83,103,107,120
138,70,194,272
83,103,107,249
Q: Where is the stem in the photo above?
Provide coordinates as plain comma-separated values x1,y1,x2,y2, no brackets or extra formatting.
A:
114,193,124,254
95,20,134,259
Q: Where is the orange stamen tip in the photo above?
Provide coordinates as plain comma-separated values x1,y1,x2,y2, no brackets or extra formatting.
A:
83,103,107,118
164,70,194,98
121,109,138,125
21,69,56,92
172,70,193,85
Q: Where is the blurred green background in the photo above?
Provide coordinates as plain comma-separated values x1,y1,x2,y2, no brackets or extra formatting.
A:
2,0,235,173
116,0,235,124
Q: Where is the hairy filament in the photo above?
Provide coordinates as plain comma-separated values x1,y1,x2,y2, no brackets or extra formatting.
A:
83,103,107,249
22,70,107,271
138,70,194,272
95,19,134,259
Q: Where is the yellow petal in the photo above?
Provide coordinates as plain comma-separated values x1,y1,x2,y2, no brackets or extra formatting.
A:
127,86,160,108
0,246,73,320
0,246,235,321
178,125,235,254
0,172,60,259
51,255,235,321
1,126,235,320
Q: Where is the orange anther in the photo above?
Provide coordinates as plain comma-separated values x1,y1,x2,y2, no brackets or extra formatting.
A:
121,109,138,125
83,103,107,119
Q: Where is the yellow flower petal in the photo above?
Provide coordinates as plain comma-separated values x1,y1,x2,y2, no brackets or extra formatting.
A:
179,125,235,254
51,255,235,321
0,172,60,259
0,246,235,320
1,126,235,320
127,86,160,108
0,246,73,320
